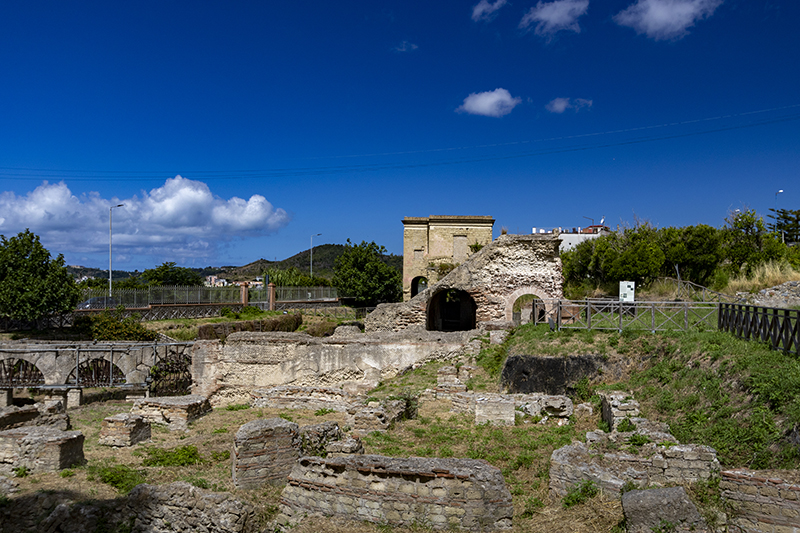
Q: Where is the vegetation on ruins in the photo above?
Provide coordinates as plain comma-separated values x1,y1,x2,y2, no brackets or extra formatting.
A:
562,209,800,297
73,307,158,341
0,229,80,322
332,239,402,307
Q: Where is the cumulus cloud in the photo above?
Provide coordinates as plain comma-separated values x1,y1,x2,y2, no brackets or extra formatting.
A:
520,0,589,37
614,0,723,40
472,0,508,22
545,97,593,113
0,176,290,262
456,88,521,117
393,41,418,52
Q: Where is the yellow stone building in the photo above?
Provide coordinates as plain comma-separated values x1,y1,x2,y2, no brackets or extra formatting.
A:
402,215,494,301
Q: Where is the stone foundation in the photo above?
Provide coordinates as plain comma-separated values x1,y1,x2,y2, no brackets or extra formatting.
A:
475,396,515,426
279,455,513,530
251,386,358,412
436,366,467,398
0,426,85,475
720,469,800,532
450,392,573,425
0,401,69,431
346,400,408,437
99,413,151,447
130,395,211,431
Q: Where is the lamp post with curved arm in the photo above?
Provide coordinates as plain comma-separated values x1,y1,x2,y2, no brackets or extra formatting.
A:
109,204,124,298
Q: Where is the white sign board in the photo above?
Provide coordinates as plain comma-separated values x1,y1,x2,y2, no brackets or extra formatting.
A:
619,281,635,302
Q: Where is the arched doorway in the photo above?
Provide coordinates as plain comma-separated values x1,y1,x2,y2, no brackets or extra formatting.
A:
512,295,545,325
411,276,428,298
426,289,476,331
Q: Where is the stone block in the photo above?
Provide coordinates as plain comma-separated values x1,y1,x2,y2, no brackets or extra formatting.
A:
475,396,515,426
325,437,364,456
622,487,708,533
233,418,299,489
130,395,211,431
99,413,151,447
0,390,11,408
0,426,84,475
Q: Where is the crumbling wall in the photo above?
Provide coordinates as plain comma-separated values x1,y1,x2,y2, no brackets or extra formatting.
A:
0,425,85,475
251,386,357,412
0,401,69,431
367,234,563,333
279,455,513,530
720,469,800,532
130,395,212,431
191,330,476,405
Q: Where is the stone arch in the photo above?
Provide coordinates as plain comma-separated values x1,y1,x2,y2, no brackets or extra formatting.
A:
503,286,555,323
410,276,428,298
426,289,477,332
0,355,46,386
66,355,127,387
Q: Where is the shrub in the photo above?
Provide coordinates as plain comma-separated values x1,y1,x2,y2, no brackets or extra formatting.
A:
141,445,204,467
305,320,337,337
73,307,157,341
197,313,302,340
88,464,147,494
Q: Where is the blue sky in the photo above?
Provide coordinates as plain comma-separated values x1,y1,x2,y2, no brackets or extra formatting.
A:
1,0,798,271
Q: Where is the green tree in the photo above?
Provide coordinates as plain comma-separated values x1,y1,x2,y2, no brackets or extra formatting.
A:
332,240,402,307
141,262,204,286
722,209,786,275
0,230,80,322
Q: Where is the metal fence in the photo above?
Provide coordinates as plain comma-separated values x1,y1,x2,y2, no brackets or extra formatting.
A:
657,277,738,303
522,299,720,332
719,303,799,356
79,285,338,309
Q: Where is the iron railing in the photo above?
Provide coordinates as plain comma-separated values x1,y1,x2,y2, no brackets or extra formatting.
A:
520,299,719,333
657,277,739,303
719,303,799,356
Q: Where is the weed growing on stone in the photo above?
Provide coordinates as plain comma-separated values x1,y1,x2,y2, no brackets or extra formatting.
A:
314,408,336,416
224,403,250,411
12,466,30,478
562,480,599,508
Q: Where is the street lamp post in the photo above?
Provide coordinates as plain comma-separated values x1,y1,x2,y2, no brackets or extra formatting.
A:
310,233,321,279
776,190,784,243
109,204,124,298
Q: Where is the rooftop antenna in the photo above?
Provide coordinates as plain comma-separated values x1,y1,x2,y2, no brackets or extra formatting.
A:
582,216,594,226
600,216,605,225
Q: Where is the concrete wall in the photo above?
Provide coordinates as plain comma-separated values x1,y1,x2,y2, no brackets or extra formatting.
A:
368,234,563,333
403,216,494,301
191,330,478,405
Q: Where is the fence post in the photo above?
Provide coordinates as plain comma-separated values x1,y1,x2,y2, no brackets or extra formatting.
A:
684,302,688,331
651,303,655,333
268,283,276,311
109,346,113,386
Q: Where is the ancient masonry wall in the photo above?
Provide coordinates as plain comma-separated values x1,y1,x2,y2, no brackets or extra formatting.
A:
191,331,476,405
233,418,299,489
720,469,800,533
251,386,357,412
130,395,212,431
0,426,85,475
549,442,719,496
279,455,513,531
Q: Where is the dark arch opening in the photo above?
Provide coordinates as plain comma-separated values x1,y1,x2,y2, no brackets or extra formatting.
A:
426,289,476,332
411,276,428,298
67,358,126,387
0,358,45,387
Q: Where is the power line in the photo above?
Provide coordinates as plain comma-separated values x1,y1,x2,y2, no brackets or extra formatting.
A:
1,106,798,182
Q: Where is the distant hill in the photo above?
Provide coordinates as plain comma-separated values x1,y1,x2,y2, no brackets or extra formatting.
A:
70,243,402,283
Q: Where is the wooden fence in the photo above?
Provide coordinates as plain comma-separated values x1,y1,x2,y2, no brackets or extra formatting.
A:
718,303,799,356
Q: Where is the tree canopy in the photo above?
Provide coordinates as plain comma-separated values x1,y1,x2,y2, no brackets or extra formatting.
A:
332,240,402,307
0,229,80,322
140,262,204,286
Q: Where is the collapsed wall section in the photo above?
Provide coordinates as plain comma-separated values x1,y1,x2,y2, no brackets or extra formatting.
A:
279,455,513,530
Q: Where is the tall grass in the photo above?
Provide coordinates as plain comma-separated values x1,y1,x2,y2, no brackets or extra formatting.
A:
725,260,800,294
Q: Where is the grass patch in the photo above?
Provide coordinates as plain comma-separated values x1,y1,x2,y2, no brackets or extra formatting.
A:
562,480,599,508
141,445,205,467
87,463,147,494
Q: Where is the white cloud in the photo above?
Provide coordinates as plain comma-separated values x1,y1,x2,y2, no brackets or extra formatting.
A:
472,0,508,22
520,0,589,36
456,88,522,117
393,41,418,52
0,176,290,262
614,0,723,40
545,97,593,113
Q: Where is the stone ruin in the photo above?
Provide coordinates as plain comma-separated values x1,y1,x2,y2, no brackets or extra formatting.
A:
130,394,212,431
1,481,255,533
278,454,514,530
0,400,85,476
251,386,357,412
720,469,800,533
622,486,710,533
549,391,720,497
232,418,363,490
98,413,151,447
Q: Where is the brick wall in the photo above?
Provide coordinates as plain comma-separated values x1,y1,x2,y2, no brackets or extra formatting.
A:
721,469,800,532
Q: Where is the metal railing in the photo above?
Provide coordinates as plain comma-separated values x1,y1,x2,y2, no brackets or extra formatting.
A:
657,277,739,303
79,285,338,309
522,299,720,332
719,303,799,356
